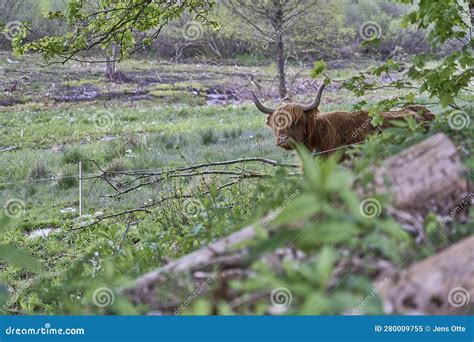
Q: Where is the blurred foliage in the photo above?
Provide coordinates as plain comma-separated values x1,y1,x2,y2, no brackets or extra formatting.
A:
0,215,43,310
0,0,67,47
2,0,439,64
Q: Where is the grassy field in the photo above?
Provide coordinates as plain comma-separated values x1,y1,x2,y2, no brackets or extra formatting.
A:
0,52,472,315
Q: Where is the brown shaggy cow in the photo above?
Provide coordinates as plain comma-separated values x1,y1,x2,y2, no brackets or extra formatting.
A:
251,84,434,156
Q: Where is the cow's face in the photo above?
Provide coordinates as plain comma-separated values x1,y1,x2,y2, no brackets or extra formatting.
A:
266,106,307,150
251,83,325,150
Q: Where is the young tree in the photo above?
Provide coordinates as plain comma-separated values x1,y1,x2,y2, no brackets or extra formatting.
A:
226,0,319,99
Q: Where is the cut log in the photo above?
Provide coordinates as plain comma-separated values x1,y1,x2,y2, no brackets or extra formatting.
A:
374,133,470,242
375,133,469,216
379,236,474,315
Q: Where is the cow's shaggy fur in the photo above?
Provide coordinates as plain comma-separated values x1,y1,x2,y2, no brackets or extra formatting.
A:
266,104,435,155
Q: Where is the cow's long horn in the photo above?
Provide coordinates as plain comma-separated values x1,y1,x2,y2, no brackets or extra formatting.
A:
251,91,275,114
301,83,325,112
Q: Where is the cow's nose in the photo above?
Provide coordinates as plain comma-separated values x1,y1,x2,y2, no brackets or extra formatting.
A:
277,135,289,145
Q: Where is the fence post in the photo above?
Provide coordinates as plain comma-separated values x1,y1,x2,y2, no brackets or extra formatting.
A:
79,161,83,217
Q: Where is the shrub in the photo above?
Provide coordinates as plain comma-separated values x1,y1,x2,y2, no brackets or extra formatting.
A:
200,129,218,145
62,147,86,165
57,166,78,189
28,160,50,180
223,128,242,141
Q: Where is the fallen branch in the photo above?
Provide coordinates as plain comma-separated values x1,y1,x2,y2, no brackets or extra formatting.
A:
104,169,269,199
84,157,297,198
123,213,274,307
72,178,243,230
0,146,17,153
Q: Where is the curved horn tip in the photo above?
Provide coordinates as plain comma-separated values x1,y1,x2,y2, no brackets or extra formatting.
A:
251,90,275,115
301,82,326,112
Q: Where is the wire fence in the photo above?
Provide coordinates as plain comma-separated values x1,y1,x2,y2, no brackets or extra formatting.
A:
1,142,365,221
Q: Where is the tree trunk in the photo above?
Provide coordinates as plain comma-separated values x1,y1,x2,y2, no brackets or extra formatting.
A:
274,6,287,99
470,1,474,38
106,56,116,81
276,34,287,99
105,44,128,83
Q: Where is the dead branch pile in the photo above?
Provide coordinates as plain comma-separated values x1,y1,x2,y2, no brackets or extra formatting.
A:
78,157,298,228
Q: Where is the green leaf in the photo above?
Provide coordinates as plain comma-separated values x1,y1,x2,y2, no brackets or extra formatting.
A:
209,183,218,198
425,213,440,237
404,115,417,131
295,144,320,190
300,221,359,246
272,193,320,225
315,247,338,289
310,60,326,78
388,119,408,128
0,215,11,233
0,243,43,273
361,37,381,47
378,220,412,244
0,284,9,308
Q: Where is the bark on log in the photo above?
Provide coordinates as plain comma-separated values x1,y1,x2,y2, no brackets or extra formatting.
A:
379,236,474,315
374,133,470,242
374,133,469,216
